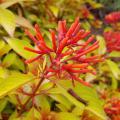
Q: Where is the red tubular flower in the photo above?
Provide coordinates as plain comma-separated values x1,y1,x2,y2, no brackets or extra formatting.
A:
104,31,120,52
105,11,120,24
25,17,104,87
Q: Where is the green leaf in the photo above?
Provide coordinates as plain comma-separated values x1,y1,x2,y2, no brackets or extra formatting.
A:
13,56,25,71
2,52,17,67
5,37,37,59
56,112,80,120
111,75,118,90
0,98,7,112
0,67,9,79
0,0,35,8
0,44,11,57
50,94,72,110
0,43,11,57
81,21,91,30
9,111,19,120
2,52,25,71
49,80,107,120
96,35,106,55
72,107,84,116
106,60,120,79
36,95,50,112
0,8,15,36
0,40,5,50
25,107,41,120
0,72,35,98
49,6,59,17
56,83,85,108
109,51,120,57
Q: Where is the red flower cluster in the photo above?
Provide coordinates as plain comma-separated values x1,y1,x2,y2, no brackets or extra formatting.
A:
105,11,120,24
25,17,104,87
104,98,120,119
104,31,120,52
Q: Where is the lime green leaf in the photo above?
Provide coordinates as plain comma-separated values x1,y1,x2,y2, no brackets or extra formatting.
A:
56,112,80,120
56,104,68,112
0,98,7,112
49,6,59,17
56,83,85,108
13,56,25,71
36,95,50,112
0,72,35,97
81,21,91,30
72,107,84,116
25,107,41,120
0,8,15,36
106,60,120,79
2,52,25,71
5,37,37,59
0,43,11,57
0,67,9,79
111,75,118,90
2,52,17,67
0,40,5,50
50,94,72,110
109,51,120,57
0,0,35,8
50,80,107,120
96,35,106,55
9,111,19,120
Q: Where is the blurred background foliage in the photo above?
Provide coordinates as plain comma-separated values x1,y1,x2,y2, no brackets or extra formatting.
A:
0,0,120,120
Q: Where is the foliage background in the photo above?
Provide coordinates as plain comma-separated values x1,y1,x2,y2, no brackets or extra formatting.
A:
0,0,120,120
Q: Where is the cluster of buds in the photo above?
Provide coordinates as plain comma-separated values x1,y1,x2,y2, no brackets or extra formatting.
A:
104,31,120,52
25,17,104,87
105,11,120,24
104,97,120,119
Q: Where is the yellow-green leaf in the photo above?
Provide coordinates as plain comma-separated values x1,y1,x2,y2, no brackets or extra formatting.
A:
106,60,120,79
96,35,106,55
0,8,15,36
5,37,37,59
0,72,35,98
109,51,120,57
25,107,41,120
0,44,11,57
49,6,59,17
56,112,80,120
2,52,17,67
2,52,25,71
0,67,9,79
0,0,35,8
50,80,107,120
0,40,5,50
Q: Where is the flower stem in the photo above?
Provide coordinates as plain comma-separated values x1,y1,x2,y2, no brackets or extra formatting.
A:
18,76,44,115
